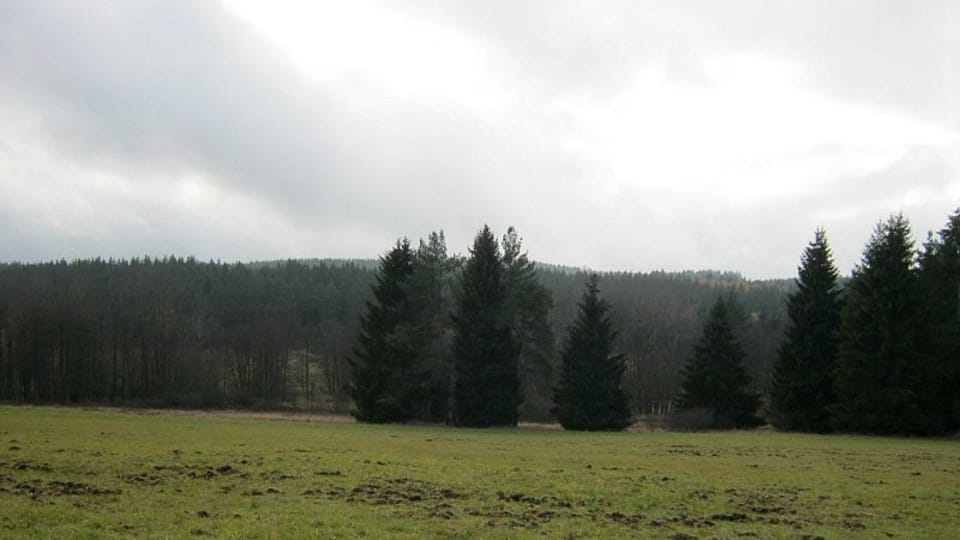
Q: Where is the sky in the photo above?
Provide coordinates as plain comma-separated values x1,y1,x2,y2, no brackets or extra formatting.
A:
1,1,958,279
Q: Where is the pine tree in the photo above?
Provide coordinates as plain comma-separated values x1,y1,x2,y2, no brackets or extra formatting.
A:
675,295,761,429
917,209,960,433
451,226,521,427
771,229,842,432
832,214,925,434
554,275,631,431
349,239,425,423
409,231,459,423
501,227,554,421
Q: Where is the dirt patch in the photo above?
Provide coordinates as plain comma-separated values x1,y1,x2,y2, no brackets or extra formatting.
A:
0,461,52,473
346,477,463,505
242,487,282,496
259,470,299,481
150,463,249,480
301,476,653,529
9,479,121,498
120,472,164,486
711,512,750,522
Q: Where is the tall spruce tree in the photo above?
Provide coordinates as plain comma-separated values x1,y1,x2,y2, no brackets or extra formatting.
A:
451,226,521,427
675,295,761,429
771,229,842,432
918,209,960,433
832,214,925,434
554,275,631,431
501,227,555,421
409,231,459,423
349,239,425,423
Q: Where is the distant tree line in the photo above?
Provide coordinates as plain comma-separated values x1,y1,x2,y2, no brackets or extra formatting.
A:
0,258,370,409
3,209,956,435
0,230,784,423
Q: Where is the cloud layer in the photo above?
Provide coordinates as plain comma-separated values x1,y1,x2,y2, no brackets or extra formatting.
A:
1,0,958,277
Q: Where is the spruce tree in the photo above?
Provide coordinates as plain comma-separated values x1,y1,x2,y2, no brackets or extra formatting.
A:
409,231,459,423
451,225,521,427
349,239,424,423
675,295,761,429
917,209,960,433
501,227,554,421
771,229,842,432
554,275,631,431
832,214,925,434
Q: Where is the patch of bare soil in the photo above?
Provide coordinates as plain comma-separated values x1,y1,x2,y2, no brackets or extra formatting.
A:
119,472,165,486
5,478,121,498
0,460,53,473
148,463,251,480
302,476,654,529
304,476,463,506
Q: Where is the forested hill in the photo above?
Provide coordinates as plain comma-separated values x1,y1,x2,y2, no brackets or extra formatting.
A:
0,257,788,419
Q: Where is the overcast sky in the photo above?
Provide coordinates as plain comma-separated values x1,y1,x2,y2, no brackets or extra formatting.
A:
1,1,958,278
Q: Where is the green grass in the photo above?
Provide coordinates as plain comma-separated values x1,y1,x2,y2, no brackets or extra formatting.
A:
1,407,958,539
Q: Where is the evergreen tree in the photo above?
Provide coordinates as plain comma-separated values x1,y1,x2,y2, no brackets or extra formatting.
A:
349,239,424,423
554,275,631,431
918,209,960,433
832,214,926,434
409,231,459,423
452,226,521,427
771,229,842,432
501,227,555,421
675,295,761,429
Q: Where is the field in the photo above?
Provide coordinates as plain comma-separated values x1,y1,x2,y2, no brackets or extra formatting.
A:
1,407,958,539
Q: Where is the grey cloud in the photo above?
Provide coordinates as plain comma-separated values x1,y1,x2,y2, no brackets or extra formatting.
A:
0,1,957,277
395,1,959,129
0,1,346,201
690,0,960,131
385,0,709,97
0,1,594,236
744,145,960,275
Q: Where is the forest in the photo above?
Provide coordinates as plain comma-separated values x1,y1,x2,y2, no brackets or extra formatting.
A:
0,238,784,419
1,209,958,435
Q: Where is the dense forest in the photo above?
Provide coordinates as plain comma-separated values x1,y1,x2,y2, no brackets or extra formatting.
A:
0,244,786,421
2,208,957,435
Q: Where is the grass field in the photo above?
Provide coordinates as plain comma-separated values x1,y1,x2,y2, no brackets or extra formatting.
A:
1,407,958,539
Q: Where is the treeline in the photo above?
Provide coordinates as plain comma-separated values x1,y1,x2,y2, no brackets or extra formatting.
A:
349,226,785,431
0,258,370,408
0,237,786,419
7,206,955,436
771,211,960,435
8,208,956,436
349,210,960,435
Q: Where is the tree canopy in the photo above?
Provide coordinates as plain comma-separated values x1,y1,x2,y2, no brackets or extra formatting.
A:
554,275,631,431
451,226,522,427
917,209,960,433
771,229,842,433
676,295,761,429
832,215,925,434
350,239,425,423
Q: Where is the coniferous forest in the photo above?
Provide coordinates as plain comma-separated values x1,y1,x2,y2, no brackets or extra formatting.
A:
1,210,959,436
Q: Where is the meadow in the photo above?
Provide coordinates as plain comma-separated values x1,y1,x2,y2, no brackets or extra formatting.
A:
0,407,958,539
